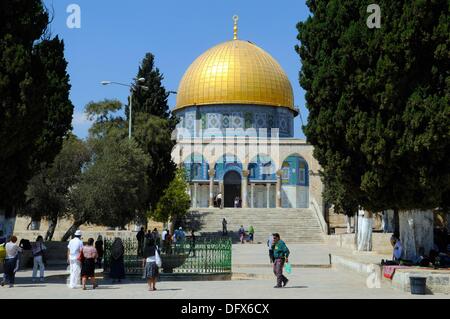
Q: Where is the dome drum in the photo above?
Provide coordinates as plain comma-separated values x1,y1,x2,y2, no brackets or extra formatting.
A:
175,104,294,138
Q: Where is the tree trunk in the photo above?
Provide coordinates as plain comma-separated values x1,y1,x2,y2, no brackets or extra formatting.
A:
168,217,174,236
399,210,434,261
61,220,83,242
1,206,16,238
393,208,400,235
383,209,395,233
0,207,5,235
45,217,58,241
357,210,373,251
447,212,450,231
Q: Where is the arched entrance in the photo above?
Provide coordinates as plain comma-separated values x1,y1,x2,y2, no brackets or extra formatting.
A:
223,170,241,208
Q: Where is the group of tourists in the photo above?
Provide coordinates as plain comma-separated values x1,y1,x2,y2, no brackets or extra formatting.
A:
1,227,290,290
383,231,450,268
238,225,255,244
0,235,48,287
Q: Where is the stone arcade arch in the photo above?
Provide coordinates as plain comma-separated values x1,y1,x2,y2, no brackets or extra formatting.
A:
223,170,242,208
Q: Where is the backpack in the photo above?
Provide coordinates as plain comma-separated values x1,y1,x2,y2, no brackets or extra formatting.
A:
0,244,5,261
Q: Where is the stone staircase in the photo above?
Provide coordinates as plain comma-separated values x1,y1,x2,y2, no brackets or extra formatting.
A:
183,208,325,244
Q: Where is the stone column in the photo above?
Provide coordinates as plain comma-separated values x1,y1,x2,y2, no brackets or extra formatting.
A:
241,170,249,208
193,183,198,208
219,181,224,209
266,183,271,208
276,170,282,208
208,169,215,208
250,183,255,208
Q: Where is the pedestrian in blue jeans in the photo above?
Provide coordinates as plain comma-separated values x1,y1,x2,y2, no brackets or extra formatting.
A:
1,236,22,288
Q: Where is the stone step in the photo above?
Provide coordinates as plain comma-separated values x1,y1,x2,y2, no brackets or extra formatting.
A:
184,207,326,243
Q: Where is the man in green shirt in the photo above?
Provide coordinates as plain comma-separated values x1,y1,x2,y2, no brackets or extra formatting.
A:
272,233,289,288
248,225,255,243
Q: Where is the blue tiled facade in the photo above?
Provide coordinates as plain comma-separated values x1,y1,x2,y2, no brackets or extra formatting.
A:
174,104,294,138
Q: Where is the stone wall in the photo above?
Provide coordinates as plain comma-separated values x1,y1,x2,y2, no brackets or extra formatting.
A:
326,233,393,255
13,216,164,241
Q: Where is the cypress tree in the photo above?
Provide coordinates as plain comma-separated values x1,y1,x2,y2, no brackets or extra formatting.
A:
297,0,449,258
0,0,73,228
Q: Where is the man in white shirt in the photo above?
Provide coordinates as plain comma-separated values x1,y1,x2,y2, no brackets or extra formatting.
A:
1,236,22,287
67,230,83,288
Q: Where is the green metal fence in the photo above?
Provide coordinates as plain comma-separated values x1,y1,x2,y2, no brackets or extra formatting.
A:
103,237,232,275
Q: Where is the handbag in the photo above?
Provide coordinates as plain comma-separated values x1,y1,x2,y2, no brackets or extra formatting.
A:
155,247,162,268
77,248,85,263
284,262,292,274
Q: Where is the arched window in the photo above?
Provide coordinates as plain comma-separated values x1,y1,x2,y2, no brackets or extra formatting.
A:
248,154,276,181
183,154,209,182
281,155,309,186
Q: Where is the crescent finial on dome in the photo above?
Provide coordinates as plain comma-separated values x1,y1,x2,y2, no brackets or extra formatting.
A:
233,15,239,40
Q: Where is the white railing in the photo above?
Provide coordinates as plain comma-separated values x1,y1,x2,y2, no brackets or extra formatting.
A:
310,197,328,234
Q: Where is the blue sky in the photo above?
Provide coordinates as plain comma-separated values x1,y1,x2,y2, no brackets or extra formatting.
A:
43,0,310,139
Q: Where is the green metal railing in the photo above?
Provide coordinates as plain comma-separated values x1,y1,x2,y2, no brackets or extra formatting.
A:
103,237,232,275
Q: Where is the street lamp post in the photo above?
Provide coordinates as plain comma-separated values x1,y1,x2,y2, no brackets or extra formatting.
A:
101,78,148,139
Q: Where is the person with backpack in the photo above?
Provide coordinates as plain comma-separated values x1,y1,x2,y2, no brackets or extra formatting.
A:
31,235,47,282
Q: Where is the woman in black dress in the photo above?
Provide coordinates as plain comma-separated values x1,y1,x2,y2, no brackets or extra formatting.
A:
95,235,104,268
109,237,125,283
81,238,98,290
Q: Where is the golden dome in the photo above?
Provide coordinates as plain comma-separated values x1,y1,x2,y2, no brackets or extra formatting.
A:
175,39,294,111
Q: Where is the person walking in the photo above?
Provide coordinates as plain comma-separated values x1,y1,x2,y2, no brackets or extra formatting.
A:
81,238,98,290
136,227,145,257
267,234,274,263
272,233,290,288
95,235,104,268
67,230,83,289
109,238,125,283
248,225,255,244
216,192,223,209
238,225,246,244
1,235,22,288
31,235,46,282
222,218,228,236
143,236,160,291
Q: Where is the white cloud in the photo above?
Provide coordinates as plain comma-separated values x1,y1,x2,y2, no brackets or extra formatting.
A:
72,110,93,139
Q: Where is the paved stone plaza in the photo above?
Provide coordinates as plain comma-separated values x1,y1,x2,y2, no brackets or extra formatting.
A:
0,244,448,299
